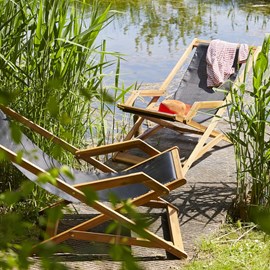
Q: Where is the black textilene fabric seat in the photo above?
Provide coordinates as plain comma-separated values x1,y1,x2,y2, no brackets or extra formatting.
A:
173,43,240,123
0,109,177,202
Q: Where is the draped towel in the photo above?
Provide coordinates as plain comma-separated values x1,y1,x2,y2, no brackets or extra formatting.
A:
206,39,249,87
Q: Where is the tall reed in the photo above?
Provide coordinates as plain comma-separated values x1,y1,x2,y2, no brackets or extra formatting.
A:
0,0,129,223
227,34,270,215
0,0,124,163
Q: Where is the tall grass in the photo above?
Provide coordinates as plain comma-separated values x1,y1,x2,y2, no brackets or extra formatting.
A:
0,0,126,162
0,0,132,227
227,34,270,218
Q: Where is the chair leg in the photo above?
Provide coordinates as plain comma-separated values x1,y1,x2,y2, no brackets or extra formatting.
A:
138,124,163,140
166,205,184,251
46,219,60,239
143,199,185,254
133,115,143,136
41,203,67,239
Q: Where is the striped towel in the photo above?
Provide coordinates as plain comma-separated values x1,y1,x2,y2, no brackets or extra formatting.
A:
206,39,249,87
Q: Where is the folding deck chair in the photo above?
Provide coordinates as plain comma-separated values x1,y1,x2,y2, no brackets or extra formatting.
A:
117,38,260,175
0,106,187,259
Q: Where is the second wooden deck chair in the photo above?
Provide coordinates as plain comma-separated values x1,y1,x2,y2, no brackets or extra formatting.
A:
117,38,260,175
0,106,187,259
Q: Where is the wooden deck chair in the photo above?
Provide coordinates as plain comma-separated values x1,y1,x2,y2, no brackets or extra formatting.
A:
0,106,187,259
117,38,260,175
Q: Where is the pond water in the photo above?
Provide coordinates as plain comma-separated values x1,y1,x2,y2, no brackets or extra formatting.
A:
97,0,270,85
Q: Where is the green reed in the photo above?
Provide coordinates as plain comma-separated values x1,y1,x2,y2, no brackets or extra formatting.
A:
0,0,129,230
227,34,270,213
0,0,126,163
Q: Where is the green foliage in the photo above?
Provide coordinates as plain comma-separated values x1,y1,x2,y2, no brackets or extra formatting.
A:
249,205,270,235
0,175,66,269
227,34,270,218
0,0,128,163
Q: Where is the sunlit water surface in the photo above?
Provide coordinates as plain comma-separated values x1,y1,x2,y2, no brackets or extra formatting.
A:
96,0,270,85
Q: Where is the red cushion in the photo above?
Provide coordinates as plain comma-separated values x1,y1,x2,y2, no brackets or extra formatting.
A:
158,100,191,116
158,103,176,114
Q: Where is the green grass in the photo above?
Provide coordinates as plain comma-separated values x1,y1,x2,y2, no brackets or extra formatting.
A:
184,224,270,270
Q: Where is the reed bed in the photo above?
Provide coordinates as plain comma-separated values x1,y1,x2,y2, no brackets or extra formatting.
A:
0,0,129,164
227,34,270,218
0,0,132,222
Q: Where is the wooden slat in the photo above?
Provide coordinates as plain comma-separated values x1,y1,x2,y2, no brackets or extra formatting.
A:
74,172,169,196
143,200,168,208
123,116,145,141
141,115,229,142
184,100,225,121
46,218,60,239
137,124,163,140
131,89,165,97
167,205,184,250
194,39,210,47
171,148,184,180
121,146,175,171
78,156,116,173
145,198,179,212
70,231,160,248
76,139,160,158
112,152,146,164
76,139,142,156
193,133,225,161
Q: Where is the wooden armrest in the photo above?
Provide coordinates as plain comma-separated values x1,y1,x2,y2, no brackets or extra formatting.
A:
184,100,225,120
117,104,177,121
75,139,160,158
192,100,225,109
127,89,165,98
74,172,170,196
133,90,165,97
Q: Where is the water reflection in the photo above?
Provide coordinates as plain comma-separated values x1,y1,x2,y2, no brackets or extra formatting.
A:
93,0,270,84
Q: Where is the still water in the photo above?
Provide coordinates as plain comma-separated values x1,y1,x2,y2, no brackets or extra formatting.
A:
97,0,270,85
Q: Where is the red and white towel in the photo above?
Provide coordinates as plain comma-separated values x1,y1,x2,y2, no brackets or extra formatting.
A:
206,39,249,87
